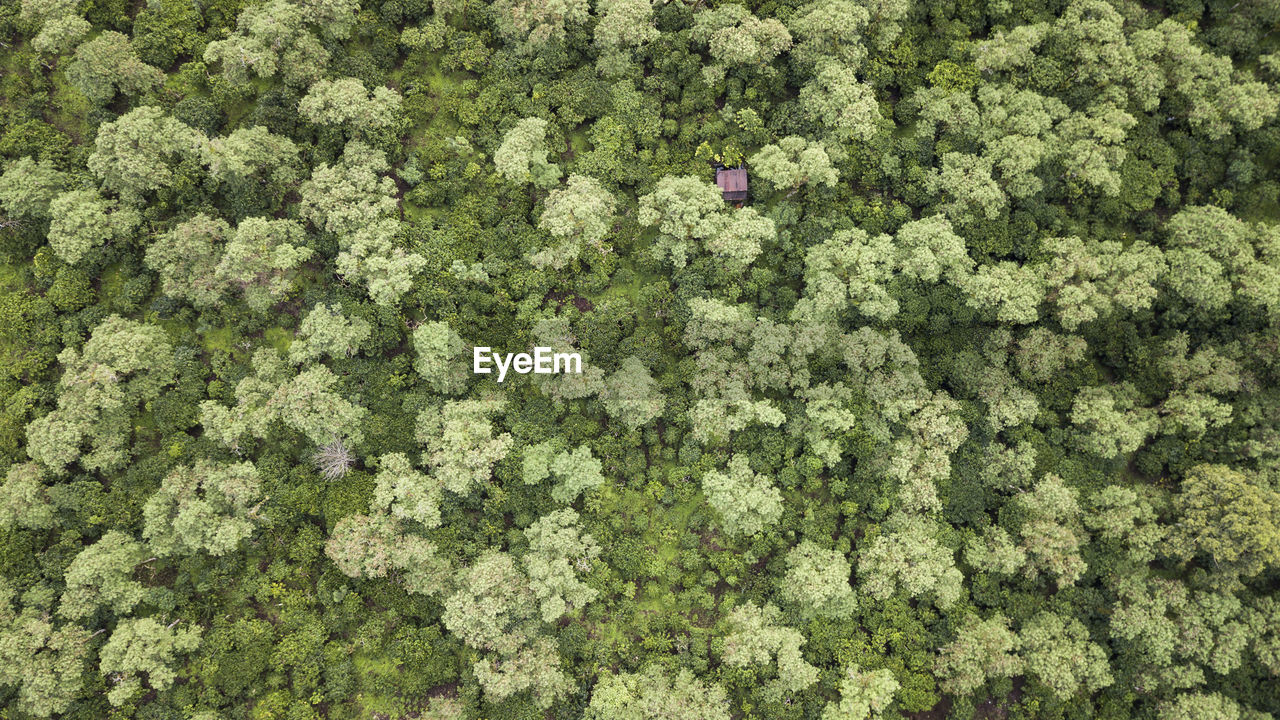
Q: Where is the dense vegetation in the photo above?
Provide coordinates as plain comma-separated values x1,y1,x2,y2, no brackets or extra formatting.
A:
1,0,1279,717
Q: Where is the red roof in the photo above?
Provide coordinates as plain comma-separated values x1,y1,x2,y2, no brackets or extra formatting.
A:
716,168,748,200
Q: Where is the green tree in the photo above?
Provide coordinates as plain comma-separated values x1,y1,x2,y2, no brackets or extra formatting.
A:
26,315,174,472
934,614,1022,696
522,509,601,622
416,398,512,495
533,174,616,269
99,617,202,706
299,78,403,132
46,189,139,264
749,136,840,194
66,32,164,104
1171,464,1280,578
214,217,313,313
780,540,856,619
0,156,67,220
720,602,819,700
144,214,228,307
0,462,55,530
413,321,470,395
822,665,898,720
0,581,90,717
142,461,264,557
858,513,963,608
1019,611,1113,700
325,512,450,595
288,303,370,363
702,455,783,538
58,531,148,620
585,666,730,720
87,106,204,197
495,118,562,189
600,356,664,430
371,452,444,528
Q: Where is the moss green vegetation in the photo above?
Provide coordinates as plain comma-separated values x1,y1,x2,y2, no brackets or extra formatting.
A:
1,0,1280,718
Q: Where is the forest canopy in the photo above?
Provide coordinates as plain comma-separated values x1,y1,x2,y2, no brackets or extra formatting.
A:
0,0,1279,718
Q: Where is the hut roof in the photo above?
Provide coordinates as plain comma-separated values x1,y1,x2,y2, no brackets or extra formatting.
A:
716,168,749,201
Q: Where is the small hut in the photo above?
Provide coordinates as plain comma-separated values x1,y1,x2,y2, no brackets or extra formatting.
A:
715,167,749,203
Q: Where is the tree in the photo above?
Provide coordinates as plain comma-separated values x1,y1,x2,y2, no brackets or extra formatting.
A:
934,614,1022,696
691,5,791,81
780,540,856,619
371,453,443,528
0,581,90,717
1019,611,1113,700
720,602,819,700
822,665,898,720
1171,464,1280,578
600,357,664,429
413,321,470,395
1069,384,1157,458
45,190,139,264
288,303,370,363
1013,474,1087,586
99,617,202,706
961,261,1044,324
522,509,601,622
66,32,164,104
593,0,658,74
299,78,402,132
203,126,301,197
0,462,55,530
493,0,589,49
58,531,148,620
533,174,616,269
705,207,774,272
702,455,783,538
214,217,313,313
1160,693,1247,720
142,461,264,557
471,635,574,708
789,0,869,68
495,118,562,188
858,513,963,608
585,666,730,720
523,442,606,503
144,214,228,307
203,0,331,86
87,106,204,197
200,349,367,449
325,513,450,595
0,156,67,220
800,61,881,142
750,136,840,194
637,175,725,268
928,152,1006,223
416,398,512,495
442,550,536,655
26,315,175,472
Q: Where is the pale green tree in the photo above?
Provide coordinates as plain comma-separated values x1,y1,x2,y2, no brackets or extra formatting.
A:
788,0,870,68
202,125,301,195
533,174,616,269
1019,611,1113,700
299,78,403,132
142,461,264,557
99,617,202,706
691,5,791,81
780,540,856,619
800,60,881,142
1069,384,1157,458
0,462,56,530
0,156,67,220
214,217,313,313
1014,474,1087,586
749,136,840,194
66,32,164,104
585,666,730,720
58,531,148,620
522,509,601,622
637,175,725,267
600,356,664,429
702,455,783,538
200,349,367,449
523,442,606,503
493,0,589,48
371,452,444,528
325,512,450,595
1171,464,1280,579
934,614,1022,696
413,321,470,395
46,190,139,264
821,665,899,720
203,0,331,86
87,106,205,197
26,315,174,472
288,303,370,363
495,118,562,188
720,602,819,700
0,581,90,717
416,398,512,495
858,513,963,608
144,214,228,307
